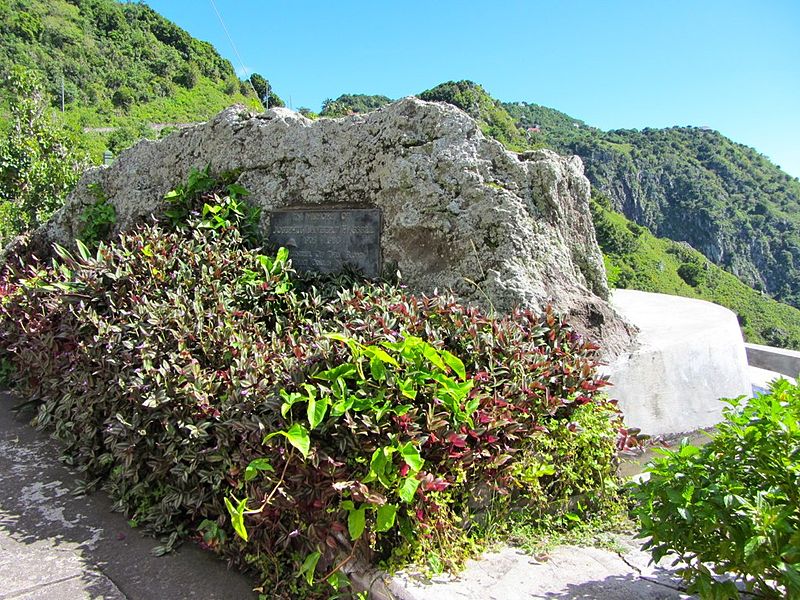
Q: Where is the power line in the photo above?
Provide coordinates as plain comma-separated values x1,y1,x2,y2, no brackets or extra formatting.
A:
208,0,264,108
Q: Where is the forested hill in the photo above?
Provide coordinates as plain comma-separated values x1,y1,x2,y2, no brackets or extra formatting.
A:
506,100,800,308
0,0,261,154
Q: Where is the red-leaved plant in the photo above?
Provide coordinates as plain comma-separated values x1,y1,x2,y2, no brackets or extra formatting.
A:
0,182,625,598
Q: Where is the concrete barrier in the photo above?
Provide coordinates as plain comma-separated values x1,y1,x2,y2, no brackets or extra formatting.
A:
745,343,800,379
603,290,751,436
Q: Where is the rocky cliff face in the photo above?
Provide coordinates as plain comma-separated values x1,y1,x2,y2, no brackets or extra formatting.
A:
18,98,634,355
564,129,800,308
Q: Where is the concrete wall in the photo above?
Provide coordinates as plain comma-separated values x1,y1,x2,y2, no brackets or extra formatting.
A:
745,343,800,379
603,290,752,436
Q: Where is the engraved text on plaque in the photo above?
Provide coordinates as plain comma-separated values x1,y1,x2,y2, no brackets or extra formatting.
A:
268,208,382,277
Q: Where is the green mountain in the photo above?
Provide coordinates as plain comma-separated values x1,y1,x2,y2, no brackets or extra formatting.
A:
0,0,262,160
504,99,800,309
592,192,800,349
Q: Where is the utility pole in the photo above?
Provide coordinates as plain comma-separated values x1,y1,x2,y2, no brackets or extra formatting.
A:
61,75,64,112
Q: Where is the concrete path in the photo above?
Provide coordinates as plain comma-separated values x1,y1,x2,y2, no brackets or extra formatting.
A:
0,393,257,600
378,536,694,600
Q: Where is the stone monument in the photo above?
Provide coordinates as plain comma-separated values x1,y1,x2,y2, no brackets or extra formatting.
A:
12,98,635,356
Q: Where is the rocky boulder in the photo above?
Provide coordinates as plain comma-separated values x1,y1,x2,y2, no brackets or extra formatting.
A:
15,98,634,355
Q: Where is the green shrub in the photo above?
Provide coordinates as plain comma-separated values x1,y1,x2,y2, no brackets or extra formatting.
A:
630,380,800,599
0,67,87,245
0,176,626,597
590,200,638,257
78,184,116,248
677,261,705,287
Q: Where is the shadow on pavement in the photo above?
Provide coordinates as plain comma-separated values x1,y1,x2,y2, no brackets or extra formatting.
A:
0,392,257,600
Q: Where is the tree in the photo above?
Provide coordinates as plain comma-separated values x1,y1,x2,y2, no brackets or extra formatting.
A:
249,72,269,107
0,68,87,245
249,73,285,109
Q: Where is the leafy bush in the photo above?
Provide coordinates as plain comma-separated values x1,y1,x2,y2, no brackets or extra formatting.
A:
0,67,87,245
0,177,625,597
630,380,800,599
78,183,116,248
591,199,638,257
677,261,705,287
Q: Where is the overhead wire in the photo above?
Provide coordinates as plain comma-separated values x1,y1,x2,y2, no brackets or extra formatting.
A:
208,0,265,107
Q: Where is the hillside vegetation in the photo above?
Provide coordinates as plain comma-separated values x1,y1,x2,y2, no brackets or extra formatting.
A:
319,94,392,118
592,193,800,349
0,0,262,161
505,98,800,309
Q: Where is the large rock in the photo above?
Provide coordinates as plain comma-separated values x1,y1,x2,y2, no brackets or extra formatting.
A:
16,98,634,355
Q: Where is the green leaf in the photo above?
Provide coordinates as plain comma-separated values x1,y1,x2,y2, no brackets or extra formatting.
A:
398,476,421,503
375,504,397,533
399,442,424,473
325,332,362,353
348,506,366,540
279,390,304,418
441,350,466,380
285,423,311,458
330,395,354,417
364,345,399,367
265,423,311,458
369,355,386,381
75,238,92,261
244,458,274,481
307,395,328,430
363,447,392,487
399,378,417,400
298,550,321,585
679,444,701,458
465,397,480,416
314,363,357,382
324,332,351,344
421,342,447,371
327,570,350,590
744,535,764,558
274,246,289,267
223,496,248,541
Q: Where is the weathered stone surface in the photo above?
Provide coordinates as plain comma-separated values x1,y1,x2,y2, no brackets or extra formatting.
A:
16,98,634,355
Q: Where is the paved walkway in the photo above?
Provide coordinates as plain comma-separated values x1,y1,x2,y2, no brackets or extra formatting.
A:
0,393,257,600
382,537,694,600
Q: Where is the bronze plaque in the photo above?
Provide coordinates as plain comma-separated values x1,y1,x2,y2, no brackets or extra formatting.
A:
268,208,382,277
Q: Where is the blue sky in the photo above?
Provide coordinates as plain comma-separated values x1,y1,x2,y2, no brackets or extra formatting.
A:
144,1,800,177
